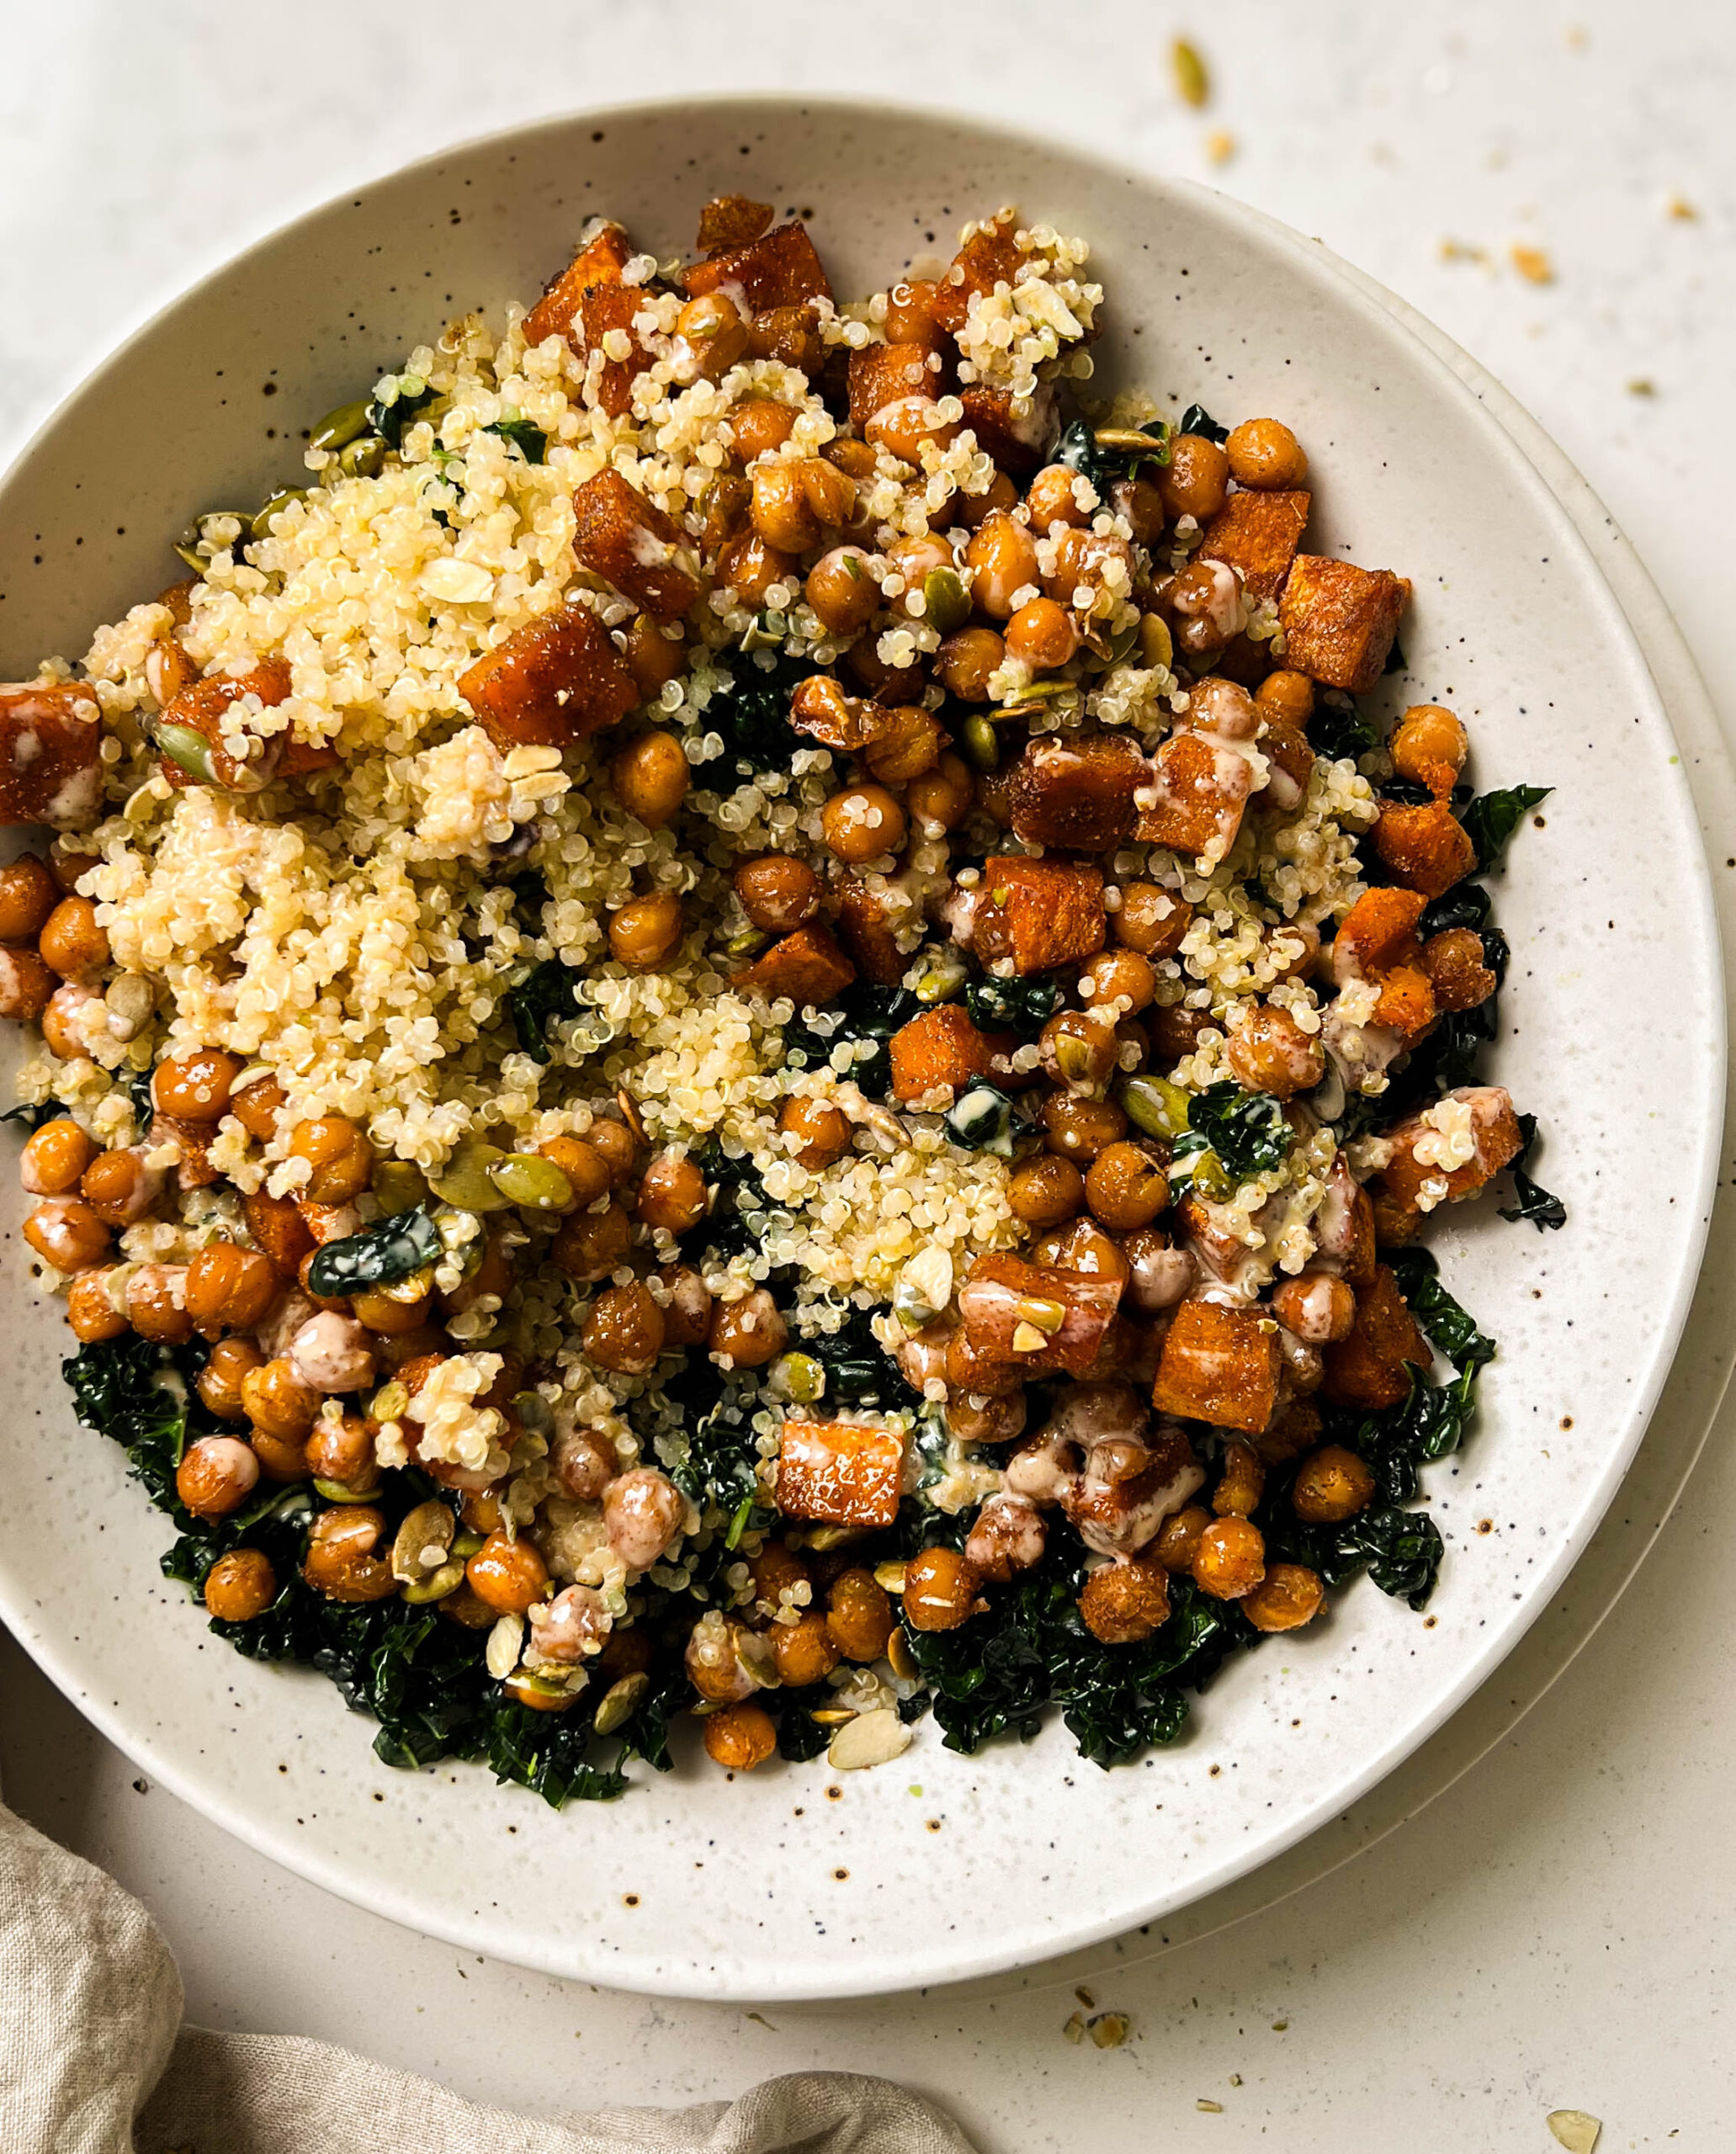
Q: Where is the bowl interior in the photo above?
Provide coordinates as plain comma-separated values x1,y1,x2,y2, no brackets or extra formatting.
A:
0,96,1719,2000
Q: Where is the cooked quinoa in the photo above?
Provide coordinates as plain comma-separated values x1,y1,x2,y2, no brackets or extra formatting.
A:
0,194,1558,1791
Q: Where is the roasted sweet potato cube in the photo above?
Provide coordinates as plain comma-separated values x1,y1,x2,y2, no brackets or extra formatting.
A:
523,222,632,353
576,284,656,419
151,1114,221,1191
697,194,773,254
0,683,103,826
159,656,295,792
1134,729,1254,861
929,215,1024,333
972,857,1107,974
1373,1085,1524,1225
1202,489,1311,601
1333,887,1427,981
776,1416,904,1527
847,342,942,429
1372,798,1476,899
1319,1264,1429,1409
958,385,1052,476
243,1188,314,1278
682,220,831,313
958,1254,1125,1377
836,874,906,986
1278,555,1412,693
1006,733,1145,852
458,605,637,751
733,923,856,1007
1261,718,1315,797
1372,964,1437,1043
571,470,703,623
1150,1299,1282,1435
889,1003,999,1103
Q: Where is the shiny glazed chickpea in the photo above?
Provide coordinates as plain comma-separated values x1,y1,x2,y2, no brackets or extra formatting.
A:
305,1410,380,1493
674,291,747,379
772,1609,841,1687
1225,417,1309,491
151,1049,242,1122
349,1284,433,1334
1083,1143,1171,1231
1156,432,1230,523
1040,1093,1128,1164
0,947,56,1025
883,277,945,350
23,1198,110,1272
609,730,689,828
241,1357,321,1441
623,614,687,701
1023,464,1091,529
804,544,880,634
608,892,684,971
718,530,800,607
778,1093,853,1169
126,1264,194,1344
904,1546,983,1631
906,751,975,833
66,1269,127,1341
204,1548,277,1622
303,1507,396,1602
549,1198,632,1282
656,1263,714,1348
707,1288,788,1367
584,1119,640,1187
1007,1152,1086,1228
1389,703,1469,793
1243,1562,1325,1633
1271,1271,1356,1345
826,1568,895,1662
730,396,797,461
636,1150,709,1234
1254,668,1315,727
864,395,960,464
1080,1556,1171,1644
933,625,1006,702
20,1117,94,1196
176,1435,260,1520
197,1335,263,1420
1212,1440,1266,1519
957,469,1019,529
184,1239,279,1334
1192,1515,1266,1600
536,1134,613,1209
748,1539,810,1610
0,854,59,942
733,852,820,934
703,1700,778,1772
1291,1444,1377,1525
80,1147,162,1228
964,512,1040,618
37,896,108,981
1078,947,1157,1016
466,1531,549,1616
750,461,822,553
1004,596,1079,670
288,1115,374,1203
40,981,100,1057
1226,1005,1325,1100
1152,1503,1212,1573
1040,1009,1118,1096
582,1282,667,1375
820,784,905,865
862,705,942,785
1112,883,1193,959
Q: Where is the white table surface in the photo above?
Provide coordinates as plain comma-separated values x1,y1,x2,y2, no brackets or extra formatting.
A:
3,2,1733,2144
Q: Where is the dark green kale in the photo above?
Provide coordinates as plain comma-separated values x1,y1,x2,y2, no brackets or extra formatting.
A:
1178,402,1229,444
773,1688,835,1763
1176,1081,1291,1180
943,1081,1016,1156
366,373,437,449
1309,695,1379,764
965,974,1060,1039
1460,784,1551,872
782,984,918,1099
506,958,582,1061
1498,1111,1567,1231
1053,416,1171,495
0,1099,60,1132
801,1308,894,1408
485,416,549,463
306,1205,443,1297
706,646,809,774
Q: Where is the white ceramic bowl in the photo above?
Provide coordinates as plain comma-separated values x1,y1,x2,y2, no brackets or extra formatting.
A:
0,97,1721,2001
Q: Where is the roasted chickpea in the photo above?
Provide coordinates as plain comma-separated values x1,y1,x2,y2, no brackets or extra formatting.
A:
229,1074,286,1142
0,853,59,942
964,512,1040,619
288,1115,374,1203
204,1548,277,1622
1149,1003,1214,1064
459,1487,506,1537
772,1609,841,1687
376,1325,450,1375
551,1425,615,1502
1111,473,1166,547
1271,1271,1356,1345
778,1093,854,1169
730,396,798,461
1083,1142,1171,1231
1192,1515,1266,1601
804,544,880,635
748,1539,810,1610
1023,463,1091,530
608,892,684,971
862,704,942,784
549,1198,633,1283
37,896,108,982
1112,883,1193,960
656,1263,714,1348
799,459,857,532
80,1146,162,1229
303,1506,396,1602
1243,1562,1325,1633
1213,1440,1266,1519
905,751,975,833
1157,432,1230,523
703,1700,778,1772
582,1281,667,1375
823,436,879,482
241,1356,321,1441
1152,1503,1212,1573
1226,417,1309,491
820,784,906,865
350,1283,433,1334
536,1134,613,1210
1390,703,1469,794
1076,947,1157,1017
734,853,820,935
305,1409,380,1493
1039,1009,1118,1096
1121,1228,1195,1314
1254,669,1315,728
65,1267,126,1341
707,1287,788,1368
1226,1005,1325,1101
718,529,801,607
864,395,960,464
826,1567,895,1661
1291,1444,1376,1525
466,1531,549,1617
40,981,100,1057
1007,1152,1086,1228
20,1117,94,1196
198,1335,263,1420
610,730,689,829
151,1049,242,1123
184,1239,279,1334
884,277,945,351
177,1434,260,1520
1004,596,1079,671
749,303,826,373
674,291,748,379
1080,1556,1171,1644
903,1545,983,1631
1420,928,1498,1013
635,1150,709,1235
750,461,822,554
1041,1093,1128,1164
23,1197,110,1272
933,625,1006,703
623,613,687,703
686,1614,766,1703
585,1118,640,1186
954,470,1017,533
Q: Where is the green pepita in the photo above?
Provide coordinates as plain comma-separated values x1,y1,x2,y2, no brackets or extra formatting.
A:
338,435,386,480
250,488,309,539
1094,426,1171,454
401,1560,465,1605
777,1351,826,1405
367,1379,410,1425
150,722,217,787
452,1529,486,1560
370,1159,429,1216
312,1477,380,1504
1172,36,1209,106
1013,1295,1067,1335
486,1153,575,1212
887,1628,919,1682
427,1138,512,1212
725,926,771,961
913,950,969,1005
1053,1032,1098,1085
592,1670,650,1736
961,713,1001,772
922,565,970,635
309,399,373,453
390,1499,455,1583
1139,613,1175,671
510,1389,555,1436
1183,1149,1234,1202
1121,1074,1193,1139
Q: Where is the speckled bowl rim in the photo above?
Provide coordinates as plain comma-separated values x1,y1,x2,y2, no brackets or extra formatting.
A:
0,93,1723,2000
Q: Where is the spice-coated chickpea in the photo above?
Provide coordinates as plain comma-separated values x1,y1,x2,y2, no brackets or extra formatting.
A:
1039,1009,1118,1096
1271,1271,1356,1345
957,469,1019,530
1112,883,1193,959
707,1287,788,1368
778,1093,853,1170
750,461,822,554
964,512,1040,619
864,395,960,464
549,1198,633,1282
1420,928,1497,1013
66,1268,127,1341
636,1150,709,1234
1148,1003,1213,1064
1243,1562,1325,1633
799,459,857,531
610,730,689,828
1040,1093,1128,1164
466,1531,549,1617
304,1409,380,1493
826,1568,895,1661
749,1539,810,1610
884,277,946,351
820,784,906,865
303,1506,396,1602
20,1117,94,1196
1291,1444,1377,1525
552,1425,615,1501
1023,464,1091,530
1192,1515,1266,1600
674,292,748,379
288,1115,374,1203
1078,947,1157,1016
733,853,820,935
23,1197,111,1272
718,529,801,607
376,1325,449,1375
862,705,942,785
241,1356,321,1441
903,1545,983,1631
81,1146,163,1228
822,437,879,482
749,304,826,372
536,1134,613,1209
623,613,687,701
703,1700,778,1772
151,1048,242,1122
656,1263,714,1348
804,544,880,635
730,396,798,462
933,626,1006,703
198,1335,263,1420
1153,1503,1213,1573
608,891,684,970
460,1487,506,1536
585,1119,640,1186
582,1281,667,1375
0,945,56,1024
1213,1440,1266,1519
1225,417,1309,491
177,1435,260,1520
772,1608,841,1687
1390,703,1469,793
1111,474,1166,547
1080,1556,1171,1644
0,854,59,942
204,1548,277,1622
1008,1151,1086,1228
905,751,975,833
685,1616,762,1704
1255,669,1315,728
37,896,108,982
184,1239,279,1334
229,1074,286,1142
124,1263,189,1343
1226,1005,1325,1101
1157,432,1230,523
40,980,100,1057
1083,1142,1171,1232
1004,597,1079,671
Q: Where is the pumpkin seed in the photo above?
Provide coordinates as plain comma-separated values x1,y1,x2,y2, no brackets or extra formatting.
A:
872,1559,908,1594
401,1558,465,1605
592,1670,650,1735
1053,1031,1099,1085
1093,427,1170,454
370,1159,428,1216
804,1524,868,1553
1545,2114,1601,2154
312,1477,379,1504
776,1351,826,1405
390,1499,455,1583
921,565,970,635
1013,1295,1067,1335
725,927,771,961
150,722,217,786
996,678,1074,708
250,488,308,539
1121,1073,1192,1140
451,1529,486,1559
809,1707,857,1727
338,435,386,479
1184,1149,1234,1202
892,1245,953,1330
505,1669,576,1707
1171,35,1210,106
377,1265,435,1305
960,714,1001,772
367,1379,410,1425
887,1628,919,1682
309,398,372,453
912,950,969,1004
487,1153,575,1212
735,1628,778,1689
1139,613,1175,671
427,1138,512,1212
827,1706,912,1771
306,1203,443,1297
510,1389,555,1436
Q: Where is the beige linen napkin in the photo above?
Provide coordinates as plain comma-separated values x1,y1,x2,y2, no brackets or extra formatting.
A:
0,1800,979,2154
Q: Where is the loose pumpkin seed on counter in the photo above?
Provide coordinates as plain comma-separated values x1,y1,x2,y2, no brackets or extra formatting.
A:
0,187,1559,1805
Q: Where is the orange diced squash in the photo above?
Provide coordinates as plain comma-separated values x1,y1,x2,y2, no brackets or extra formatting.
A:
1202,489,1311,601
1278,554,1412,693
1373,1085,1524,1221
1006,733,1144,852
958,1253,1125,1376
577,284,654,418
1334,887,1428,979
1134,728,1252,859
1372,798,1476,899
836,874,906,986
523,223,632,353
776,1417,905,1528
159,658,295,793
458,605,637,751
847,342,941,429
929,215,1024,333
1372,964,1437,1043
889,1004,1000,1103
972,857,1107,974
958,385,1052,475
696,195,774,254
1150,1299,1282,1435
0,683,103,826
243,1188,314,1278
1319,1265,1429,1409
571,470,703,623
732,923,856,1007
682,221,831,313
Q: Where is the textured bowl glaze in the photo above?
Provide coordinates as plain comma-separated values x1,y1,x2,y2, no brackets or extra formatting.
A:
0,97,1721,2001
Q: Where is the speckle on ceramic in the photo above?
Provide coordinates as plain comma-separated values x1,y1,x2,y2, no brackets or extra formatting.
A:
0,96,1721,2003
